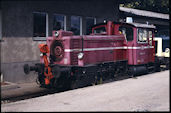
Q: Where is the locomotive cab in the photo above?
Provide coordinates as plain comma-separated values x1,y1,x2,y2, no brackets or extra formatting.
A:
115,22,156,75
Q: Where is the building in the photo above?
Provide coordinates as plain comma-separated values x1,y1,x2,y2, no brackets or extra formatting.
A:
0,0,122,83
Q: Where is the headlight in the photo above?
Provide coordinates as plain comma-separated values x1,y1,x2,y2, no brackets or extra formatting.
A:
54,31,59,37
78,52,84,59
40,53,43,57
165,48,170,53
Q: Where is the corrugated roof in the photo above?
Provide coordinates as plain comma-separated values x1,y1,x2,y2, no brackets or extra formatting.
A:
119,6,169,20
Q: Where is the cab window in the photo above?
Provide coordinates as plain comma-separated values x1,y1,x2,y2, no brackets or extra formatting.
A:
94,27,106,33
119,26,133,41
149,30,153,45
138,28,148,43
91,24,106,34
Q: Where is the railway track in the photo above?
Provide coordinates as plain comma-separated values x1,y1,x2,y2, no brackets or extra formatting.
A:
1,69,168,104
1,89,60,104
1,75,130,104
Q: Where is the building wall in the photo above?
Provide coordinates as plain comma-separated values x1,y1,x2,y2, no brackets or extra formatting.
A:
1,38,46,83
1,0,120,83
2,0,119,38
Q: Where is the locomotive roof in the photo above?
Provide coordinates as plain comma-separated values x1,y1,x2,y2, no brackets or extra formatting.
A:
91,21,156,29
122,22,156,29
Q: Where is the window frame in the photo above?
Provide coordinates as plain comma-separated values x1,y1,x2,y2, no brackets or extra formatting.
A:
92,25,106,34
86,17,96,35
119,25,134,42
53,14,66,31
148,30,153,46
137,28,148,44
33,12,48,41
70,15,82,35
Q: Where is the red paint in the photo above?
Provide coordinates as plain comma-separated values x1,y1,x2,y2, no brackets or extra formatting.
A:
40,21,155,69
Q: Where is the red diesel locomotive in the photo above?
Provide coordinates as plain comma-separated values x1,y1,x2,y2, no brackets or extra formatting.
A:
24,21,156,89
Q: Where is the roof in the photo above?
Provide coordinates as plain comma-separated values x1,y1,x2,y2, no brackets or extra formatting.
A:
127,22,156,29
91,21,156,29
119,6,169,20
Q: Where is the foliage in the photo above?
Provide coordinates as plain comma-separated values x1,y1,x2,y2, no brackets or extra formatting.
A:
120,0,169,14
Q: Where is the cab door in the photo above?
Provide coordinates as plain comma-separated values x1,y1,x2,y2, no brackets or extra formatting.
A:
118,25,135,65
136,28,149,65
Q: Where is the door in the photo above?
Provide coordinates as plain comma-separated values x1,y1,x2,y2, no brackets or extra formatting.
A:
136,28,149,64
119,25,134,65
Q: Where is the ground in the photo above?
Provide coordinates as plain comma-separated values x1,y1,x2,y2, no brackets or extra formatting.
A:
1,70,170,112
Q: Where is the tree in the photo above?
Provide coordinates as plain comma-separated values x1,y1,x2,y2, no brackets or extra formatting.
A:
120,0,169,14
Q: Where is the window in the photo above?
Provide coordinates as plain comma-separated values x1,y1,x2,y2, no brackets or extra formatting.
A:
155,41,158,54
70,16,81,35
149,31,153,45
53,14,66,31
162,39,170,52
86,17,95,34
94,26,106,33
119,26,133,41
138,28,148,43
33,12,48,38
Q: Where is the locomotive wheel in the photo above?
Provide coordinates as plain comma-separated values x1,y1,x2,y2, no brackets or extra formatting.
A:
166,63,169,70
94,73,103,85
68,76,79,90
51,66,61,79
93,75,98,85
155,63,161,72
127,67,134,78
99,77,103,84
70,80,78,90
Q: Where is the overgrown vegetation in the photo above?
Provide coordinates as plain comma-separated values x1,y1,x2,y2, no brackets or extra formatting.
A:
120,0,169,14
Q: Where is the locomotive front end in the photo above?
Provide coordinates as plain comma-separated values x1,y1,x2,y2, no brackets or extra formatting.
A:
24,30,74,88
